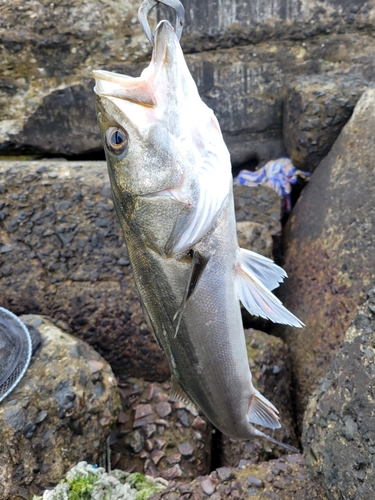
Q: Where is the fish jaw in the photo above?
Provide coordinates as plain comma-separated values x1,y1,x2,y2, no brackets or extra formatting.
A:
93,20,232,255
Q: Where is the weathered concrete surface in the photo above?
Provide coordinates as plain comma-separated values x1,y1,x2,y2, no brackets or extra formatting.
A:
1,0,375,166
221,329,298,468
303,293,375,500
151,454,321,499
0,161,281,383
0,315,120,500
279,88,375,431
283,74,370,171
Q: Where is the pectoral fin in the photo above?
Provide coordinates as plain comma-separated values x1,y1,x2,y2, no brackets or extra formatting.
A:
235,248,304,327
174,250,209,337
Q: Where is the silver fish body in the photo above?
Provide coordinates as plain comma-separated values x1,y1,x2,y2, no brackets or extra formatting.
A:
94,20,302,450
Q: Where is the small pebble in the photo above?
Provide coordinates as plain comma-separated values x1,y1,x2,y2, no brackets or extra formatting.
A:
200,477,215,496
192,416,206,431
151,449,165,465
247,475,264,488
166,453,181,465
134,404,153,420
178,442,194,457
162,465,183,480
216,466,234,482
156,401,172,418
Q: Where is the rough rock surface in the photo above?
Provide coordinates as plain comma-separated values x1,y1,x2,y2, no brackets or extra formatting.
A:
283,74,371,171
151,454,321,499
0,160,170,382
0,162,277,382
236,222,273,259
1,1,375,166
110,378,211,482
279,88,375,430
221,329,298,468
233,184,281,237
303,291,375,500
0,314,120,500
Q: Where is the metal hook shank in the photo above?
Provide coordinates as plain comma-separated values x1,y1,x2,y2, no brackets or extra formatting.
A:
138,0,185,46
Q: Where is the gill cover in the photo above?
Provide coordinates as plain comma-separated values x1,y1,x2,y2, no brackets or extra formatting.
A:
93,20,231,255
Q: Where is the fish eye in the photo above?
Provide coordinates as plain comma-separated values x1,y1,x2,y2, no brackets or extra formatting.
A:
105,126,128,155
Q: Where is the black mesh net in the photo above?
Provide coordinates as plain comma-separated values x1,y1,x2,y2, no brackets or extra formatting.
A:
0,308,33,403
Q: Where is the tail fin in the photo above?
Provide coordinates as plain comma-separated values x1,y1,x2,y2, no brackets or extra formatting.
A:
235,248,304,327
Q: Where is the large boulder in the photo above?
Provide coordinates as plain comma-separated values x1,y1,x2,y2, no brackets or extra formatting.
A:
279,88,375,429
0,160,170,382
1,1,375,166
0,315,120,500
303,291,375,499
283,74,370,171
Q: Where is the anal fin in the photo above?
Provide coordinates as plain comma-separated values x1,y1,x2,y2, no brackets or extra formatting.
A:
170,375,193,406
248,389,281,430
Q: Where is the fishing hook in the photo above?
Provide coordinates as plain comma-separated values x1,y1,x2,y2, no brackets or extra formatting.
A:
138,0,185,46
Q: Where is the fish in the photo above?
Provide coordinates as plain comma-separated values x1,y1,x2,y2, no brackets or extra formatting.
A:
93,19,303,451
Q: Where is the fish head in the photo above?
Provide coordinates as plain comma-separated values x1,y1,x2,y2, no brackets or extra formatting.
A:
94,20,231,255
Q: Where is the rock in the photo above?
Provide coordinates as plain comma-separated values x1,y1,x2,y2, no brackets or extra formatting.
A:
151,454,320,499
1,1,375,167
0,160,170,382
110,378,211,481
220,329,298,467
236,221,273,259
279,88,375,430
283,74,370,171
0,315,120,499
303,295,375,499
233,184,281,237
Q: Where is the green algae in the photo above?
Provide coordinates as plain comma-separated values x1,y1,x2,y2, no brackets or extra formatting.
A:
33,462,167,500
